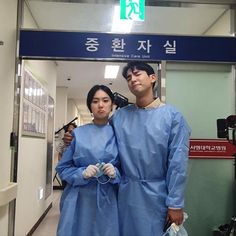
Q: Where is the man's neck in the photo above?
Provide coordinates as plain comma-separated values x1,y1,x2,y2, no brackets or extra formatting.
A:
136,94,154,108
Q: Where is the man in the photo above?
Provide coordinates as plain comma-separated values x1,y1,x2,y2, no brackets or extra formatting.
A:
56,122,77,161
56,122,77,189
64,61,191,236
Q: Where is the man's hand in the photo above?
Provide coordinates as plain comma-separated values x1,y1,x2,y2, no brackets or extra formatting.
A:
167,208,184,225
63,131,73,146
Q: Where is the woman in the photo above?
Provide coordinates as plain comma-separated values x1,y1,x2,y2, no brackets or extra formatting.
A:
56,85,120,236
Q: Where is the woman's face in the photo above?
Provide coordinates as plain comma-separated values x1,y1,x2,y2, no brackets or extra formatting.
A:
90,89,112,124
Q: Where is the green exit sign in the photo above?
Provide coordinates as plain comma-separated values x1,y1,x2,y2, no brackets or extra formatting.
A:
120,0,145,21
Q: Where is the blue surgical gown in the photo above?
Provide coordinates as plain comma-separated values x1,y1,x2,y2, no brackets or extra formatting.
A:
56,123,120,236
111,104,191,236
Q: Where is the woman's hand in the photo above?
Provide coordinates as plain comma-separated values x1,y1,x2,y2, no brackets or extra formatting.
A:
102,163,116,178
83,165,99,179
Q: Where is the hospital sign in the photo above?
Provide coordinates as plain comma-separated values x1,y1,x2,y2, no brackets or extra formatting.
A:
189,139,236,159
19,30,236,63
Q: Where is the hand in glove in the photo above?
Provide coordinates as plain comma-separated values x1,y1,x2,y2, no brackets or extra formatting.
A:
102,163,116,178
83,165,99,179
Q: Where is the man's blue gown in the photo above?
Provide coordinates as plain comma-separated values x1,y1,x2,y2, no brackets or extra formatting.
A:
112,104,191,236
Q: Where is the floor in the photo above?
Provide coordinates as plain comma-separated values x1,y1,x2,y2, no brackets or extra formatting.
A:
32,190,61,236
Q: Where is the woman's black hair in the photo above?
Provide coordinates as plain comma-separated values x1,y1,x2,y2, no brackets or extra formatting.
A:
86,85,114,113
122,61,155,79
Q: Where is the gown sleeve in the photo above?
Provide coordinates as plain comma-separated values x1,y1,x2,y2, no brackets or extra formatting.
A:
166,111,191,208
55,133,90,187
109,158,121,184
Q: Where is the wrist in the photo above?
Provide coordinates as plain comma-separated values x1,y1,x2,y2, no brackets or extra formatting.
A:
82,170,89,179
109,172,116,178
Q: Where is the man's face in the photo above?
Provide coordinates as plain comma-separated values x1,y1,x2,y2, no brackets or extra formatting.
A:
126,68,156,96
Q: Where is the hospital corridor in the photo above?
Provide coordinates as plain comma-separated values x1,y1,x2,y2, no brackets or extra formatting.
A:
1,0,236,236
31,190,61,236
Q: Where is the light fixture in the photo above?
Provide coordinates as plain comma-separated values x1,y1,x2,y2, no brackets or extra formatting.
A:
111,6,133,33
104,65,120,79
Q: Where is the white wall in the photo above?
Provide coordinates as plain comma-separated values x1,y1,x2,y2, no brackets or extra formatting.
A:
204,9,231,35
55,86,68,132
0,1,18,235
13,3,57,236
166,63,234,138
15,60,57,236
54,86,68,184
67,99,80,124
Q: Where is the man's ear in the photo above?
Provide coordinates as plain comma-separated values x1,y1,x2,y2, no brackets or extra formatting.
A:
150,74,157,84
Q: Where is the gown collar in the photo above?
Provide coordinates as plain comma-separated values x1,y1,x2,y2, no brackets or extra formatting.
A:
135,97,165,109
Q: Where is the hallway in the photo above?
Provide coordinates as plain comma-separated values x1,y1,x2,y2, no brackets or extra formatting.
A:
32,190,61,236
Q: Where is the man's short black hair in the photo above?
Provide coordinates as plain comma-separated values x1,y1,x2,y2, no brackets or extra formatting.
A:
122,61,155,79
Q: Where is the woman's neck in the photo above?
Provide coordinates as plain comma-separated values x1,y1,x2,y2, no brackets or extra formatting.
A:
93,118,109,125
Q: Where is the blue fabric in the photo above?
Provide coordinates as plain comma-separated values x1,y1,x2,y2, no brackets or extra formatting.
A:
56,123,120,236
111,104,191,236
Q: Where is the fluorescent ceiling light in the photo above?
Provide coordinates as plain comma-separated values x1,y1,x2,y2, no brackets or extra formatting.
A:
111,6,133,33
104,65,120,79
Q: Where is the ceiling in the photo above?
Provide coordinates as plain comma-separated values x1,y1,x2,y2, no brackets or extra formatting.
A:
24,0,235,123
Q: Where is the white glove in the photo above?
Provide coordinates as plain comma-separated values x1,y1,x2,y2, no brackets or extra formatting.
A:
102,163,116,178
82,165,99,179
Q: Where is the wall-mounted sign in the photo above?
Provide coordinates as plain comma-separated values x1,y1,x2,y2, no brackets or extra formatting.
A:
120,0,145,21
22,68,47,138
189,139,236,159
19,30,236,63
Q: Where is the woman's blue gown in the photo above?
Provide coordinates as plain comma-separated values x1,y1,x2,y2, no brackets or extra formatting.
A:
56,123,120,236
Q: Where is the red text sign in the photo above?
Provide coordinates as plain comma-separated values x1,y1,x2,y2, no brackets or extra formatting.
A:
189,139,236,159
